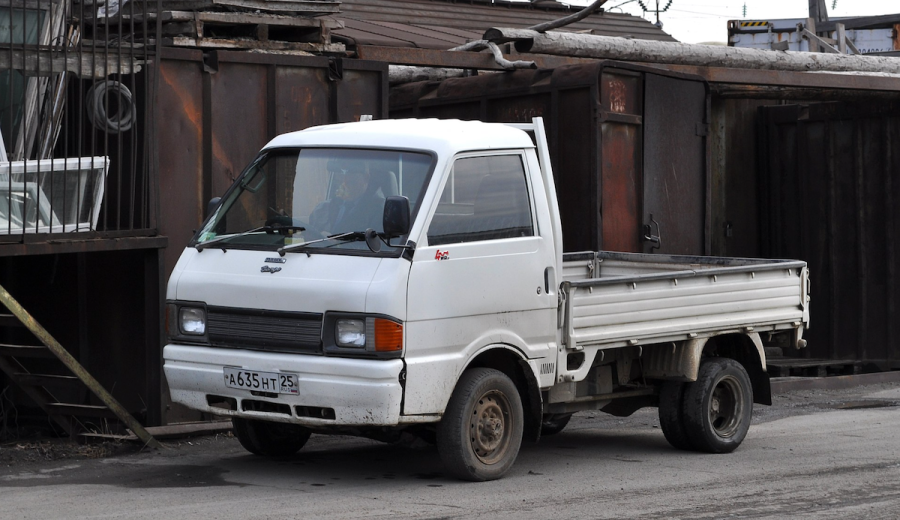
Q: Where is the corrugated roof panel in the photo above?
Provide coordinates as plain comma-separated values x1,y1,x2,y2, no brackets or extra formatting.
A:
334,0,676,42
413,25,484,41
364,20,468,45
337,20,424,47
339,18,472,48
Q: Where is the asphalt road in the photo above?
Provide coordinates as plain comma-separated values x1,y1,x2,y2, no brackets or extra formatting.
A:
2,382,900,519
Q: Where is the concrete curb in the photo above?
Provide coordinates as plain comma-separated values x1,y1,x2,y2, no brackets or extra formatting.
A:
772,371,900,393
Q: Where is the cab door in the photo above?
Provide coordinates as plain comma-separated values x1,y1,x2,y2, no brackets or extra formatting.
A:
403,152,557,416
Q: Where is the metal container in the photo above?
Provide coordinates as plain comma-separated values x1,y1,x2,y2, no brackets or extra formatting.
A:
758,101,899,368
390,62,710,255
729,18,900,54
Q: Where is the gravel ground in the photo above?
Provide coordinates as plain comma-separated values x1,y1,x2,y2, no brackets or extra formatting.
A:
1,379,897,471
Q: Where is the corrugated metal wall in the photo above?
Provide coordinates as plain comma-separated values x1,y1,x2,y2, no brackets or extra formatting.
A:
758,101,899,367
390,62,710,255
157,49,388,279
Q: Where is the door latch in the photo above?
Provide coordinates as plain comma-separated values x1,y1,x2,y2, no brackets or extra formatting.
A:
643,214,661,250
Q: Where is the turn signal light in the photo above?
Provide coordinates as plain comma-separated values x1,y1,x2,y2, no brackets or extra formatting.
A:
373,319,403,352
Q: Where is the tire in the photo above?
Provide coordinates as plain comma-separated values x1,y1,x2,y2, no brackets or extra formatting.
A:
232,418,311,456
682,358,753,454
658,380,694,450
437,368,524,481
540,413,573,436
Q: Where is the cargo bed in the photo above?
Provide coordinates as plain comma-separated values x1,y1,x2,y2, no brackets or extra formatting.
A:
560,251,810,351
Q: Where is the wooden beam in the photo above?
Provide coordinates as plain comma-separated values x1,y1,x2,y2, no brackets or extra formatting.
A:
0,47,144,78
141,10,343,29
645,63,900,92
165,36,344,53
357,45,595,71
484,28,900,75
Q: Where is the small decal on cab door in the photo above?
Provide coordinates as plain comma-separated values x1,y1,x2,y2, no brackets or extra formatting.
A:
435,250,450,261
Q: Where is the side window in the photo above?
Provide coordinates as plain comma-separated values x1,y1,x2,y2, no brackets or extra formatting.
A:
427,155,534,246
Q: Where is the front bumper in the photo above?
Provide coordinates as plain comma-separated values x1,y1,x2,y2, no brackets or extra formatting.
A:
163,344,404,427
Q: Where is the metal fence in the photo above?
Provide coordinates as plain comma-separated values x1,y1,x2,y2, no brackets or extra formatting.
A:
0,0,159,241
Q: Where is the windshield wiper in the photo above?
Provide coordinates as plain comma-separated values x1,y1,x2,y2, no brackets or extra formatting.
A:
276,231,362,256
196,226,268,251
196,223,306,251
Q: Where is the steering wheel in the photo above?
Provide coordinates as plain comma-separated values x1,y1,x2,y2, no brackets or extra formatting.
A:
264,216,309,235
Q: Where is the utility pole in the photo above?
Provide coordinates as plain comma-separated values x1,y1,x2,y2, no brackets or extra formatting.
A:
808,0,829,22
807,0,829,52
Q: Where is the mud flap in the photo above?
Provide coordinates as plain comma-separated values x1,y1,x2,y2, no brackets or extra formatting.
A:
752,370,772,406
518,359,543,443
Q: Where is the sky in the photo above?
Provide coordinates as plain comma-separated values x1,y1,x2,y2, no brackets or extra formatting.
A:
563,0,900,43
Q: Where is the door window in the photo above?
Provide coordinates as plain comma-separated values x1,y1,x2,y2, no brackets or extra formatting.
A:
427,155,534,246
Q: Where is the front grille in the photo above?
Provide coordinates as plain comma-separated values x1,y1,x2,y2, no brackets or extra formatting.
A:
207,306,323,354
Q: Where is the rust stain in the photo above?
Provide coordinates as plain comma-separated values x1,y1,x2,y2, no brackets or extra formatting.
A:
609,79,627,114
160,66,230,181
161,67,202,133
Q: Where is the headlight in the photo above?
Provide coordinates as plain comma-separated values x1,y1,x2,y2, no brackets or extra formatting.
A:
326,314,403,358
180,307,207,335
336,319,366,347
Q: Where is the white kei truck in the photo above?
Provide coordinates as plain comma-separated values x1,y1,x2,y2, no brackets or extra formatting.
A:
163,118,810,481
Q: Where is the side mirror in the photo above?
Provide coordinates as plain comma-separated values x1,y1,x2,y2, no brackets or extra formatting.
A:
383,196,411,238
207,197,221,218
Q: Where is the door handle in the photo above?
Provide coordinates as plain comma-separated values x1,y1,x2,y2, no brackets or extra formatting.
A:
643,214,661,250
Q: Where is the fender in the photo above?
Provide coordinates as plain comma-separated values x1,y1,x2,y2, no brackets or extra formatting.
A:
642,332,766,382
460,343,543,443
642,332,770,404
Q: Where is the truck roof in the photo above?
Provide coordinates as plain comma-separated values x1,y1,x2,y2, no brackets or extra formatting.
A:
263,119,535,155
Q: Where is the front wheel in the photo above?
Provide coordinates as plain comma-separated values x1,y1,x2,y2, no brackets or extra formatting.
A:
232,418,311,456
681,358,753,453
437,368,524,481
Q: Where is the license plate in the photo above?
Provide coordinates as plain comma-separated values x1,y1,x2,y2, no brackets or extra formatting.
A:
223,367,299,395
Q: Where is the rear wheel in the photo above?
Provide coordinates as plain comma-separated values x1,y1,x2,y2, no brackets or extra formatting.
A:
658,380,693,450
681,358,753,453
232,418,311,456
437,368,524,481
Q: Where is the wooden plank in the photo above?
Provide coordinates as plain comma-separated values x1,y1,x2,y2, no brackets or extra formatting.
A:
0,236,168,258
160,10,343,29
772,371,900,393
0,47,144,78
0,343,53,358
143,420,234,439
151,0,340,14
165,36,344,53
14,373,80,386
0,313,25,327
47,403,116,418
78,432,138,444
358,45,595,71
767,358,860,369
81,420,234,443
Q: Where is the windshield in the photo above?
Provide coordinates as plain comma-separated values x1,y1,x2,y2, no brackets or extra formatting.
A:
194,148,434,254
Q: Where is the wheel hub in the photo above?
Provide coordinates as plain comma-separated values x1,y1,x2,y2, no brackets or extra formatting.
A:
709,375,743,438
469,391,512,464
